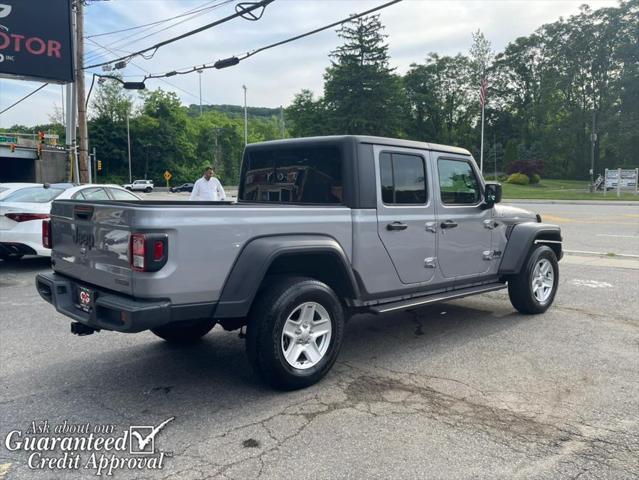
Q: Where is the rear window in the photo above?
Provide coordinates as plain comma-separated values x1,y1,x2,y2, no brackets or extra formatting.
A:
1,187,64,203
240,146,343,204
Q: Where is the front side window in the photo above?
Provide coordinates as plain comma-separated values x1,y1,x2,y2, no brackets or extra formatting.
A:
241,146,343,204
438,158,481,205
379,152,427,205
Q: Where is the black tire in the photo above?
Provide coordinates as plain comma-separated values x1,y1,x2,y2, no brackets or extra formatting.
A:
246,276,345,390
145,187,152,193
508,245,559,314
151,319,215,344
125,187,132,191
2,254,24,262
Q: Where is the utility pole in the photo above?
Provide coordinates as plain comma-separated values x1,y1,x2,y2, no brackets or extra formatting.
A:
65,5,77,182
493,132,497,180
92,147,97,183
590,110,596,192
198,70,203,116
127,108,132,183
242,85,248,146
213,128,220,173
76,0,89,183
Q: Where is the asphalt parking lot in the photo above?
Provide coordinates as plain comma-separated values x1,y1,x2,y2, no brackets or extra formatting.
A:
1,201,638,479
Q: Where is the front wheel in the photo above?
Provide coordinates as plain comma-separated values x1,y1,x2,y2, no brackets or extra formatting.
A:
508,245,559,314
246,276,345,390
151,319,215,344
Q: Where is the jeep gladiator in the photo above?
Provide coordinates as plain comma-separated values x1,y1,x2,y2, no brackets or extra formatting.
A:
36,136,562,390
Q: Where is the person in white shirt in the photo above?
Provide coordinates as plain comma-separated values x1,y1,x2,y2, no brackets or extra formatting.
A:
190,166,227,201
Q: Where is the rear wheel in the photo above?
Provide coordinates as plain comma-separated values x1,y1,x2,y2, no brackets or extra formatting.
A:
144,187,152,193
1,254,24,262
508,245,558,314
151,319,215,344
246,276,345,390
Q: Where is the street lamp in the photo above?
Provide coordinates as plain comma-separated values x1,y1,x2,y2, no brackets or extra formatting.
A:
198,70,203,116
242,84,248,146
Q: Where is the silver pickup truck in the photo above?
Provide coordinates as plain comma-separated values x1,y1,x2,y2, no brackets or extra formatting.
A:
36,136,562,390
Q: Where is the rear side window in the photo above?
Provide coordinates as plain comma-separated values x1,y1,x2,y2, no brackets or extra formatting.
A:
438,158,481,204
1,187,64,203
379,152,427,204
241,146,343,204
109,188,139,200
75,188,110,200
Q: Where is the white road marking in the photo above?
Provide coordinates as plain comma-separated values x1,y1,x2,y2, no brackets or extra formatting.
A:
595,234,639,239
571,279,613,289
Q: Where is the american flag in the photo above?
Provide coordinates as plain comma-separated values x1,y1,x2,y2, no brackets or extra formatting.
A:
479,78,488,108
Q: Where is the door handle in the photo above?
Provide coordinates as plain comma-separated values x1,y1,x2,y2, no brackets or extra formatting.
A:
440,220,458,229
386,221,408,231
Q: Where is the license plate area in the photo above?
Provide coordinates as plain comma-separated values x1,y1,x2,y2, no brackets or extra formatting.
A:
75,286,95,313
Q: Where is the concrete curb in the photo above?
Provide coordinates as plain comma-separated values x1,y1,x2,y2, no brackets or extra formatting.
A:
564,250,639,260
504,199,639,206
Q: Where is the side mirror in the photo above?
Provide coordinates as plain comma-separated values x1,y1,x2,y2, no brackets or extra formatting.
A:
483,182,502,208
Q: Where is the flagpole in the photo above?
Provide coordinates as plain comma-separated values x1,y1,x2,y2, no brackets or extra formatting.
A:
479,101,485,174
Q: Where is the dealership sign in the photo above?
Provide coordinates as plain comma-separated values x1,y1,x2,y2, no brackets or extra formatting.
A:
0,0,74,83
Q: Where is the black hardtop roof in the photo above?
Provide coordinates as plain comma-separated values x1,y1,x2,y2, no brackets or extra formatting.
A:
246,135,472,157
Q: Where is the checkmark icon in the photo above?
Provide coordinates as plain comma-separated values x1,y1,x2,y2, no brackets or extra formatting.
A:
129,417,175,455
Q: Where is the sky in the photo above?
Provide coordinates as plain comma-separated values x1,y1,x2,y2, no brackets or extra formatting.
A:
0,0,620,127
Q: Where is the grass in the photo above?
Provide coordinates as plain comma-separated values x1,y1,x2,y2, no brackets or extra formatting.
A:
501,179,639,201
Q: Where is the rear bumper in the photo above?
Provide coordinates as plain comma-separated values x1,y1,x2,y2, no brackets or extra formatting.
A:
1,242,39,257
35,271,217,333
0,229,50,257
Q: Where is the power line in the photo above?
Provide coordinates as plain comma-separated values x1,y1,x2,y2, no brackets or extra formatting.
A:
84,0,231,64
84,0,276,70
0,83,50,116
242,0,402,61
144,0,403,81
86,38,211,105
86,0,225,39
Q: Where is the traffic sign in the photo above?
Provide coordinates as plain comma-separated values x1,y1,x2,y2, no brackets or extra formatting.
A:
163,170,172,181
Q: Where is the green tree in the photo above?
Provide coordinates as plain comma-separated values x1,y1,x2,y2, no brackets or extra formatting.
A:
323,14,406,136
286,90,327,137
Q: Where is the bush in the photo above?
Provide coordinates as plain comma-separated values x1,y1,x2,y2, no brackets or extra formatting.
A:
507,173,530,185
507,159,544,177
530,173,541,184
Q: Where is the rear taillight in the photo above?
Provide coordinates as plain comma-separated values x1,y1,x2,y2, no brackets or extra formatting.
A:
42,219,52,249
131,234,146,270
153,240,165,261
6,213,49,222
129,233,168,272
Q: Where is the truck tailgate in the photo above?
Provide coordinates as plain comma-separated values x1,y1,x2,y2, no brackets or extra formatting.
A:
50,200,134,296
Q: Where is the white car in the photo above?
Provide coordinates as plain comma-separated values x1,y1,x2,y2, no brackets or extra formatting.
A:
123,179,154,192
0,184,141,259
0,183,40,200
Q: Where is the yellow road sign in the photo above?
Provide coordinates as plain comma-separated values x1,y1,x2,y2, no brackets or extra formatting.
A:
163,170,172,181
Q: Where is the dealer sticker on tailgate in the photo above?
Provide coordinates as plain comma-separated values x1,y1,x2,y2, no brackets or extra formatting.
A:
76,286,93,312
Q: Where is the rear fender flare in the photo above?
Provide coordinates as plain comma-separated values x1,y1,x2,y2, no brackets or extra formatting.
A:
215,235,358,318
498,223,562,275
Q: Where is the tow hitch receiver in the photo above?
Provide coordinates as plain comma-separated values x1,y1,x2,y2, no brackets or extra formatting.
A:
71,322,99,336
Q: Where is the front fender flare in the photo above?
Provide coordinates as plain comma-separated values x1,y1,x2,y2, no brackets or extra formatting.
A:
214,235,357,318
498,222,562,275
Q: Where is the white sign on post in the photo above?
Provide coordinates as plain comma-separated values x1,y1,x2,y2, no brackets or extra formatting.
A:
604,168,639,197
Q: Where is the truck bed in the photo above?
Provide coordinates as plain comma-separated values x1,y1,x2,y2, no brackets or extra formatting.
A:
49,199,353,304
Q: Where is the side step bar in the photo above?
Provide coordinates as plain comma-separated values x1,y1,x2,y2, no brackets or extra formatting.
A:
370,283,507,314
